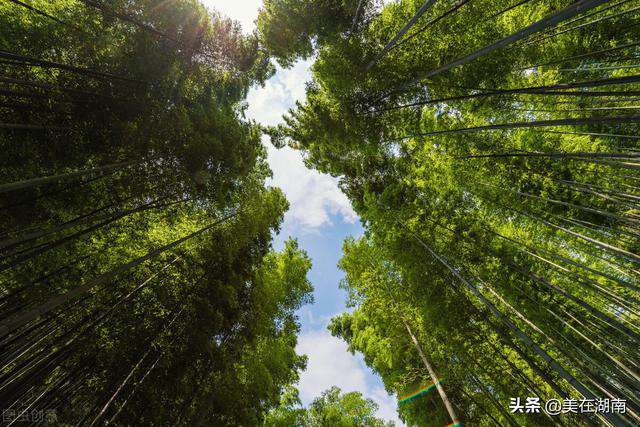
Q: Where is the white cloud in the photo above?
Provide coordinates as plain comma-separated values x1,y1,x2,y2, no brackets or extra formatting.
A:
201,0,262,32
246,58,314,126
372,386,403,425
246,81,290,127
297,329,368,402
279,59,313,104
205,4,356,232
245,59,357,232
266,144,357,231
297,328,404,425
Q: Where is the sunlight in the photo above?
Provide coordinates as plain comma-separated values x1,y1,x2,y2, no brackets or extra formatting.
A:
201,0,263,32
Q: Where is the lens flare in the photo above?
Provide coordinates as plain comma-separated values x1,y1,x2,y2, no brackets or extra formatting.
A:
398,381,440,404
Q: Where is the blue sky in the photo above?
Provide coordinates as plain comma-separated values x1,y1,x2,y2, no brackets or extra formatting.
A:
203,1,402,424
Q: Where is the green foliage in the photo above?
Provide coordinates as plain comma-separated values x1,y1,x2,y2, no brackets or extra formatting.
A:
257,0,380,66
0,1,311,424
264,387,308,426
305,386,392,427
264,386,394,427
259,0,640,425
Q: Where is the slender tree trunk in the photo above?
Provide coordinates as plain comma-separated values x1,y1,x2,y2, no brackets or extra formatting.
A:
390,114,640,141
107,350,164,423
0,162,133,194
408,0,608,80
407,228,624,426
489,0,534,19
0,197,179,272
0,50,144,83
524,4,640,47
402,319,461,425
365,0,438,71
522,40,640,69
350,0,365,34
376,74,640,112
0,213,234,337
77,0,177,42
89,309,183,426
6,0,66,24
395,0,473,51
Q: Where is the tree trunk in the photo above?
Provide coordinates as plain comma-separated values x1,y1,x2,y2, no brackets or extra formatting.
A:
402,319,461,426
0,213,234,337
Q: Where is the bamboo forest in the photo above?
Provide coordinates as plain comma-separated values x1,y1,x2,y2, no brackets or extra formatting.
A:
0,0,639,425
